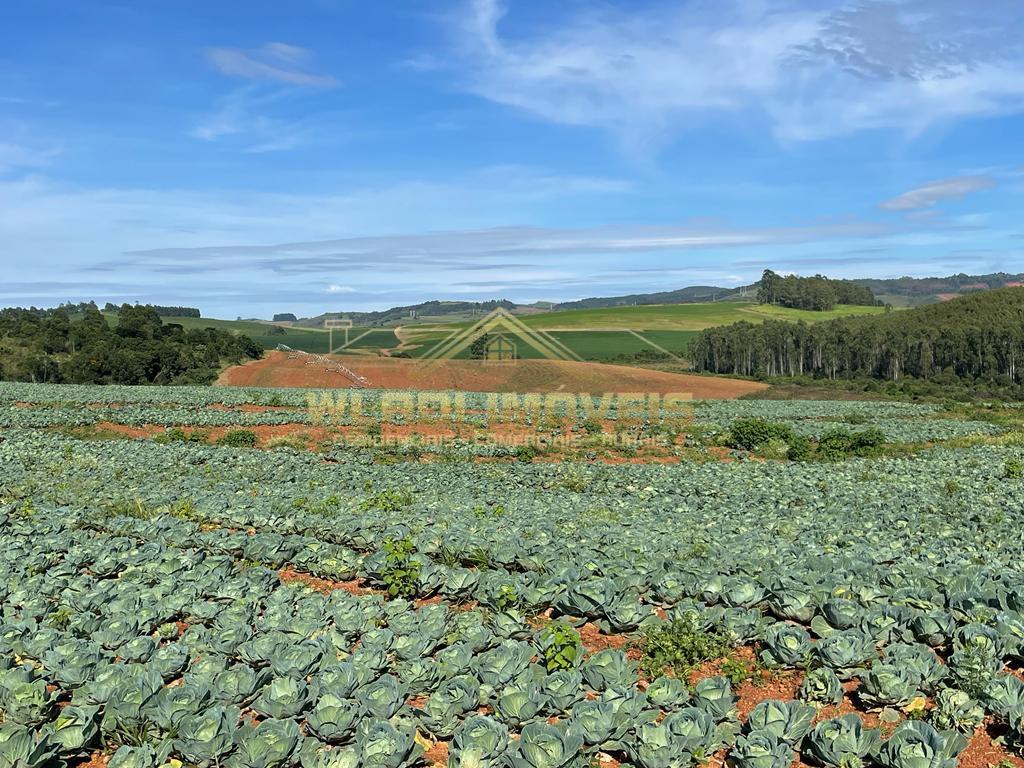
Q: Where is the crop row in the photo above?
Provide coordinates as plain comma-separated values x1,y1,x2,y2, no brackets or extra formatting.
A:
0,382,944,420
1,427,1023,767
0,391,1004,446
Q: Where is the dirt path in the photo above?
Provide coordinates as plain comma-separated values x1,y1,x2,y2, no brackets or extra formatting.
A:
390,325,420,355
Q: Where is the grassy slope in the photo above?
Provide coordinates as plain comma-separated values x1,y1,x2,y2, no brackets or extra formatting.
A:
517,301,888,330
386,302,887,360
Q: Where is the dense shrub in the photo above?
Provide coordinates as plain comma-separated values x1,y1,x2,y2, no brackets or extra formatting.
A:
818,427,887,461
727,418,796,451
1004,458,1024,479
637,615,734,678
787,435,815,461
216,429,258,448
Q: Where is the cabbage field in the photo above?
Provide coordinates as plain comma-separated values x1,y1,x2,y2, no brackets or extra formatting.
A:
1,383,1023,768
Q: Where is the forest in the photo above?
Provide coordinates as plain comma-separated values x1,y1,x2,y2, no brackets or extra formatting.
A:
690,286,1024,388
103,302,202,317
756,270,879,311
8,302,202,318
0,304,260,384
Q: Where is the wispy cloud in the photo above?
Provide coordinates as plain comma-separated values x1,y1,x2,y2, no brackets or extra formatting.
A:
0,142,61,174
791,1,1023,81
880,175,997,211
191,89,309,151
0,167,638,313
122,220,903,274
448,0,1024,147
195,43,336,151
0,165,1008,317
206,43,339,88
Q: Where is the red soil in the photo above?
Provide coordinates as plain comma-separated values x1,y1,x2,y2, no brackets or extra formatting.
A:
277,567,374,596
62,420,703,465
72,754,110,768
93,422,158,438
735,671,804,721
422,739,449,768
87,422,334,449
218,351,766,399
688,646,760,687
959,723,1024,768
579,622,631,654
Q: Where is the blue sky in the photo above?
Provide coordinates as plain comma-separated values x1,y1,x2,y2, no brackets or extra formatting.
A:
2,0,1023,317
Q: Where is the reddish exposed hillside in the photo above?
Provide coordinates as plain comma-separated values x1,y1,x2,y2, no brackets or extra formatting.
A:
218,351,767,398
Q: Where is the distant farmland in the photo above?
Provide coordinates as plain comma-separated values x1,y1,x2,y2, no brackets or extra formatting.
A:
130,300,889,361
518,301,889,330
395,301,887,361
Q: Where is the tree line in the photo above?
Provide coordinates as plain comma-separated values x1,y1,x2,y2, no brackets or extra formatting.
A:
690,287,1024,386
0,304,260,384
11,301,202,318
854,271,1024,303
757,269,879,311
103,302,201,317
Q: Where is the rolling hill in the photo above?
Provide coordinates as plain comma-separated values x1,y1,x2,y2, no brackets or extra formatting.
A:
393,301,889,361
90,267,1015,363
132,299,891,362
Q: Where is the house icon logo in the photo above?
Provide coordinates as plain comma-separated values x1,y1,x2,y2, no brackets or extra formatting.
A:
416,307,583,368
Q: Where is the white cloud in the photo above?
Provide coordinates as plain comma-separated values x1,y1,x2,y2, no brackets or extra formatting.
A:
326,284,355,293
206,43,338,88
448,0,1024,146
880,176,997,211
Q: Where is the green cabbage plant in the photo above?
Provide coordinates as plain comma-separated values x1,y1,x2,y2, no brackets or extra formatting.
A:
803,715,881,768
759,624,812,668
858,663,920,709
726,731,792,768
645,677,690,710
448,716,511,768
306,693,358,744
357,721,423,768
0,724,61,768
875,722,966,768
226,718,301,768
930,689,984,733
744,700,815,746
798,668,843,707
515,723,585,768
172,705,240,765
251,676,310,720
